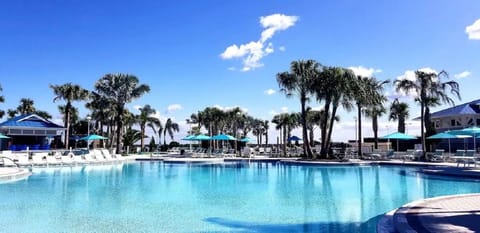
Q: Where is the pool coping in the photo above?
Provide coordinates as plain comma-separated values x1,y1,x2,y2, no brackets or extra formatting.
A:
0,167,31,183
387,193,480,233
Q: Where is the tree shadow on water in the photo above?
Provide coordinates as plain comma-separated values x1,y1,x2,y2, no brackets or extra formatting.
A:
202,215,383,233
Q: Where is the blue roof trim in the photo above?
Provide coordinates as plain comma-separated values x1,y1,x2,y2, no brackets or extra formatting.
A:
0,114,64,129
429,99,480,118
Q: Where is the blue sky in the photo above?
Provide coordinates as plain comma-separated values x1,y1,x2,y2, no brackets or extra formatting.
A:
1,0,479,143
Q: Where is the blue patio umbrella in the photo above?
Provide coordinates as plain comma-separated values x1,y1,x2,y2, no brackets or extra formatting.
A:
191,134,212,140
381,132,416,151
212,134,237,141
80,134,108,140
287,135,302,141
427,132,471,153
451,127,480,150
181,135,196,141
239,137,253,142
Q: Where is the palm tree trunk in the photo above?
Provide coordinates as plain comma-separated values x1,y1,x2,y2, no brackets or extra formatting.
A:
301,98,313,158
373,115,378,149
140,125,145,152
283,126,287,157
420,100,426,159
320,99,331,158
357,103,362,158
64,102,71,149
115,105,123,154
326,105,339,159
398,116,405,133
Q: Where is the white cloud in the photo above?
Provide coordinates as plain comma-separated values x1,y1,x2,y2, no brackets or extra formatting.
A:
466,19,480,40
220,13,299,72
281,107,289,113
278,46,286,52
454,71,471,79
133,105,142,111
348,66,382,77
227,67,236,71
167,104,182,113
269,110,278,115
264,89,276,95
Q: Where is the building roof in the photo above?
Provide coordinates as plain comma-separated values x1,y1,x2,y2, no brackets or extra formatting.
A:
0,114,64,129
429,99,480,119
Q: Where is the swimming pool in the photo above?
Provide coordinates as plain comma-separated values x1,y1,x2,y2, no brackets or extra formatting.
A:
1,161,479,232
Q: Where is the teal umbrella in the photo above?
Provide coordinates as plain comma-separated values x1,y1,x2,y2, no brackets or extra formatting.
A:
239,137,253,142
427,132,471,153
191,134,212,140
381,132,416,151
451,127,480,150
212,134,237,141
181,135,196,141
0,133,10,139
80,134,107,140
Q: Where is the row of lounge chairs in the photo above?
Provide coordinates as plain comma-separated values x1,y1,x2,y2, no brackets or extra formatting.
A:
0,149,126,167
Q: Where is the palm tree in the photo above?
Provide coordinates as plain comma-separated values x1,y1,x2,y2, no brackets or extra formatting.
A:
306,109,325,148
353,76,389,157
0,84,4,119
163,118,180,145
389,98,409,133
395,70,460,156
277,60,320,158
137,104,160,152
50,83,90,149
314,67,357,158
95,73,150,153
17,98,36,114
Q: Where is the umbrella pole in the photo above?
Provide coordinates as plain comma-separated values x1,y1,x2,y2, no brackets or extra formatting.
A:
448,138,451,154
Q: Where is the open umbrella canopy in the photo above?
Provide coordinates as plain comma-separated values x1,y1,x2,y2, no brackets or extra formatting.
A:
191,134,212,140
239,137,253,142
451,126,480,136
381,132,416,140
427,132,467,139
212,134,237,141
80,134,108,140
287,135,302,141
181,135,196,141
0,133,10,139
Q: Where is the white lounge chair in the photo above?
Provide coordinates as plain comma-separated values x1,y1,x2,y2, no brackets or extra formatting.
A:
61,155,74,165
84,153,97,163
46,156,62,166
92,150,107,162
16,153,31,167
1,156,17,167
73,155,88,164
100,149,120,161
32,154,47,166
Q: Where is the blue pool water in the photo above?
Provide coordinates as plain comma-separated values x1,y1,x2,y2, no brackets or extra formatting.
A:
1,161,480,232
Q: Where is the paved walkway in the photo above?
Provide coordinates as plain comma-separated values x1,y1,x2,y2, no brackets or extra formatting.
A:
394,194,480,233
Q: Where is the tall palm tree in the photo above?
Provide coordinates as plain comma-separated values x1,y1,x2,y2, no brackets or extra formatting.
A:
314,67,357,158
137,104,160,152
353,76,389,157
389,98,409,133
163,118,180,145
0,84,4,119
95,73,150,153
50,83,90,149
17,98,36,114
306,109,325,148
395,70,460,156
277,60,320,158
